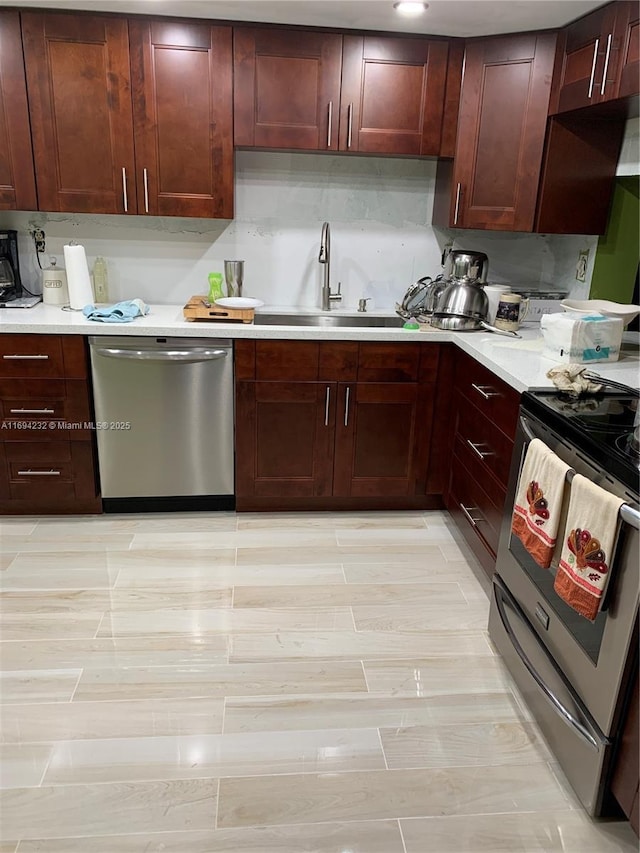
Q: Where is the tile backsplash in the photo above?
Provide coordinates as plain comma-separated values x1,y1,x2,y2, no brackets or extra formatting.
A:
1,150,597,309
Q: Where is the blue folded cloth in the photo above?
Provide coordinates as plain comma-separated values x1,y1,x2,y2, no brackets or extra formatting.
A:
83,299,150,323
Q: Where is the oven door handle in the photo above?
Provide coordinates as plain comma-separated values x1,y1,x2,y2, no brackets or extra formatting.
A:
519,414,537,443
493,575,605,750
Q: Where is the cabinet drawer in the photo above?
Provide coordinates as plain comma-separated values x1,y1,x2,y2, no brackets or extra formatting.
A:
454,351,520,439
455,392,515,488
1,440,97,503
0,379,92,438
453,432,507,512
255,341,320,381
0,335,88,379
0,334,65,377
448,450,503,556
357,343,421,382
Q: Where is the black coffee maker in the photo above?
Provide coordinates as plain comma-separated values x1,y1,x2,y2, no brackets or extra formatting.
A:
0,230,22,302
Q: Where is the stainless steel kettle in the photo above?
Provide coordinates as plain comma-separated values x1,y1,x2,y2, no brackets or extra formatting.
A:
443,250,489,283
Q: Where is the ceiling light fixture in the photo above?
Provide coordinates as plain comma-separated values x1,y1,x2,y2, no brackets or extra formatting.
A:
393,1,429,17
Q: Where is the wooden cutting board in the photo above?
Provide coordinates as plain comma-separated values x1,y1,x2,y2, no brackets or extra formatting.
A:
183,296,254,323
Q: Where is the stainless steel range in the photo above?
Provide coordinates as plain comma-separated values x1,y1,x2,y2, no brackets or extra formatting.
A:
489,389,640,816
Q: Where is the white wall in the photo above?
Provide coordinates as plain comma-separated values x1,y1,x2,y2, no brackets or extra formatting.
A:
1,150,596,309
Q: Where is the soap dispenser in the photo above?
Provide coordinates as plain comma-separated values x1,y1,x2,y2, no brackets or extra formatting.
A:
92,257,109,303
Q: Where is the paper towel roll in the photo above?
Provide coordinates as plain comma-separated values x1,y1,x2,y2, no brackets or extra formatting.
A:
63,243,94,310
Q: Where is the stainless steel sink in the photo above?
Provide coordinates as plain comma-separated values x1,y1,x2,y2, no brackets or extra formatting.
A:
254,313,405,328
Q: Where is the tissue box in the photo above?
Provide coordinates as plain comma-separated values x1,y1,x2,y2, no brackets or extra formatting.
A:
540,313,624,364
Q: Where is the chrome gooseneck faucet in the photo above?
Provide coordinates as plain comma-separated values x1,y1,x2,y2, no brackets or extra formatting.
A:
318,221,341,311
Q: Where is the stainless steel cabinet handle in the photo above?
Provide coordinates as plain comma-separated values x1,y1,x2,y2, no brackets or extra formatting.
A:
3,354,49,360
122,166,129,212
493,576,601,750
324,386,330,426
460,503,483,527
347,103,353,149
588,38,600,98
453,182,462,225
17,469,61,476
344,386,350,427
600,33,612,96
327,101,333,148
10,408,55,414
143,167,149,213
467,439,492,460
95,348,229,363
471,383,499,399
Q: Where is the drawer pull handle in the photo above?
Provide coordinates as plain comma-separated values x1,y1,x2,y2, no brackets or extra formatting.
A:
588,37,600,99
143,167,150,214
122,166,129,213
324,386,330,426
460,503,484,527
600,33,612,96
3,354,50,360
10,408,55,415
17,469,61,476
466,439,492,460
344,386,351,427
471,383,499,400
453,182,462,225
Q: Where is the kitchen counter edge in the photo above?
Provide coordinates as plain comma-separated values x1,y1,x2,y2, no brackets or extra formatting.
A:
1,304,638,395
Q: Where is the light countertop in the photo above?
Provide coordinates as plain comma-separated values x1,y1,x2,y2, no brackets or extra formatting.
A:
1,303,638,394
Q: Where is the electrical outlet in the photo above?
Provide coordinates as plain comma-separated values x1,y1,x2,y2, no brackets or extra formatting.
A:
30,228,46,253
575,249,589,282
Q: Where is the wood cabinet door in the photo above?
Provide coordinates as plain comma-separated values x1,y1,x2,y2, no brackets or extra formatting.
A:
614,1,640,99
452,33,556,232
339,35,448,155
0,11,37,211
235,381,336,498
549,3,618,113
21,11,136,214
234,27,342,150
129,19,233,219
333,382,420,497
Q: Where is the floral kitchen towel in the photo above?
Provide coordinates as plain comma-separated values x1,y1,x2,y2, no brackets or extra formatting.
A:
511,438,572,569
554,474,624,622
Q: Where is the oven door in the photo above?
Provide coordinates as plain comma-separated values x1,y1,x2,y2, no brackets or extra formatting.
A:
489,405,639,813
489,574,610,815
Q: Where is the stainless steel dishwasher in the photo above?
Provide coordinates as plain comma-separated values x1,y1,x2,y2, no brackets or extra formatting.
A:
89,336,234,511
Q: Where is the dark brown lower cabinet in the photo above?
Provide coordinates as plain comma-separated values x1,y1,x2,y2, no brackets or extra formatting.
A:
610,652,639,836
234,340,441,511
443,349,521,577
235,380,336,498
0,334,101,514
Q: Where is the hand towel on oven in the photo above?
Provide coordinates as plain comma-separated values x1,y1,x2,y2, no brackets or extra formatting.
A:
511,438,572,569
554,474,624,621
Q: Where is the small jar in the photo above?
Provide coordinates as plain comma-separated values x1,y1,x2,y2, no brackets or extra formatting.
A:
42,257,69,306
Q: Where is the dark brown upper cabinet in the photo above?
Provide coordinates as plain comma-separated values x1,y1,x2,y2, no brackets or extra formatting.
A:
21,11,233,218
549,1,639,115
233,27,451,156
233,27,343,150
339,35,449,156
0,11,37,211
22,11,138,215
434,32,557,232
129,19,233,219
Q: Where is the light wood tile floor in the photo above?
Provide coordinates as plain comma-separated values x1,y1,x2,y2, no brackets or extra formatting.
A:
0,510,636,852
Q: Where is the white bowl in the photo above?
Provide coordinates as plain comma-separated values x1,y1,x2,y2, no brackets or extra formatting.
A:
560,299,640,327
215,297,264,309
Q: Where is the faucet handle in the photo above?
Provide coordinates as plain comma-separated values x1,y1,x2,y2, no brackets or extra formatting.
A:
330,281,342,302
